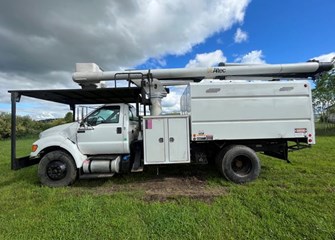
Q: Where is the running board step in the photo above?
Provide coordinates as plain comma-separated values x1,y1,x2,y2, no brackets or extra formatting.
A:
79,173,115,179
87,155,119,161
131,166,144,173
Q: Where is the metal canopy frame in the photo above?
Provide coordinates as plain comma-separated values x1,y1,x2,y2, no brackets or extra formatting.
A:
8,87,142,170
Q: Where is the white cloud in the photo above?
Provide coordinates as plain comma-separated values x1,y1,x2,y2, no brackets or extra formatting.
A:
162,91,180,108
0,0,251,118
234,28,248,43
311,52,335,62
235,50,266,64
15,100,71,120
1,71,76,103
162,86,187,113
35,112,57,120
185,50,227,68
1,71,76,119
0,0,251,73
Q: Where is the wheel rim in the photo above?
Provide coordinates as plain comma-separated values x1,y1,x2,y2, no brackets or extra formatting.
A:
231,156,252,176
46,160,67,180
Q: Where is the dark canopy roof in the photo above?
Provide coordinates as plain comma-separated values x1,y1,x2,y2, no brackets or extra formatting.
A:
8,87,142,105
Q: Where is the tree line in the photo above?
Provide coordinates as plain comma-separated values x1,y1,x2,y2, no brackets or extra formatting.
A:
312,72,335,123
0,112,73,139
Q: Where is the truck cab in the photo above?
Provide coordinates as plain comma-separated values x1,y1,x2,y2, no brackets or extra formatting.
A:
77,104,139,155
30,103,140,187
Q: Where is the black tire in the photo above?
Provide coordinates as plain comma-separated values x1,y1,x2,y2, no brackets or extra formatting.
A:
38,150,78,187
217,145,260,184
215,145,236,174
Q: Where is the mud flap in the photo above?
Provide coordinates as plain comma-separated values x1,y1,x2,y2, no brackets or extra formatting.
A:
263,142,289,162
12,156,40,170
130,140,143,171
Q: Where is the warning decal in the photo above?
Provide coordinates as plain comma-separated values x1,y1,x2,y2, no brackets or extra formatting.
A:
192,134,213,141
146,119,152,129
295,128,307,133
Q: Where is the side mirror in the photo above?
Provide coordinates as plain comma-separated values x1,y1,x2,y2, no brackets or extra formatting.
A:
79,121,94,131
87,117,97,126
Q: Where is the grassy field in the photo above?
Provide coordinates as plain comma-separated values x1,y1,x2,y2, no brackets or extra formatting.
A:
0,136,335,239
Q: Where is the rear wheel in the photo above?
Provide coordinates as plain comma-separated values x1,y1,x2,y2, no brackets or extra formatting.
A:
216,145,260,183
38,150,78,187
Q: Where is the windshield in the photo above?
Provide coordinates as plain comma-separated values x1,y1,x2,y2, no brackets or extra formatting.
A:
85,106,120,126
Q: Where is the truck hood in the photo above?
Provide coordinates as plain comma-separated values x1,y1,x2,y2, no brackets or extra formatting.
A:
39,122,79,142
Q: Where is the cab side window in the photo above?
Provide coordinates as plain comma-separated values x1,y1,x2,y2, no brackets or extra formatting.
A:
86,106,120,126
129,106,138,121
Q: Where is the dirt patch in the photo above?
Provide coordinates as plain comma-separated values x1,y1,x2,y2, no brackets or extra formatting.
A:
78,174,227,203
74,165,228,202
140,176,227,203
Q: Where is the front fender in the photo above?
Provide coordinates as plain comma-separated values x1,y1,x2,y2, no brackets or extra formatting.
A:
31,135,87,168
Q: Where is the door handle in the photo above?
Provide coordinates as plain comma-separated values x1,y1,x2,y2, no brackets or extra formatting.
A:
77,126,94,133
158,138,164,143
169,137,174,142
116,127,122,134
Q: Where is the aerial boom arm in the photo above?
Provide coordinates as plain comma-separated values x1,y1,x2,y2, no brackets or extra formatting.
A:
72,62,333,85
72,61,333,116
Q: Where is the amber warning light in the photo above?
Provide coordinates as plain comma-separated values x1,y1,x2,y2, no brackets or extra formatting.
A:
32,144,38,152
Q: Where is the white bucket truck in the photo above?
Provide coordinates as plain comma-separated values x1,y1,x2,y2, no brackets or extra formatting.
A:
25,61,333,187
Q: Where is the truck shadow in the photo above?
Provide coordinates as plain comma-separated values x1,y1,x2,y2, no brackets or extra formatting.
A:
74,164,219,187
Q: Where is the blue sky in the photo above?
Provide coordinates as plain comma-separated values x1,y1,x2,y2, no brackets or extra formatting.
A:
140,0,335,70
0,0,334,118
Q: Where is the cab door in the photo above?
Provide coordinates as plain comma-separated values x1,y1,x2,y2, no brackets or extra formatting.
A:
77,105,126,155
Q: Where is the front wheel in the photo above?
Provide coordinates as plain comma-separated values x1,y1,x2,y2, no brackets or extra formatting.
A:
38,150,78,187
216,145,260,184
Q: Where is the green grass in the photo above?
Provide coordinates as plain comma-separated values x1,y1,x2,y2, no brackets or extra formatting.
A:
316,122,335,136
1,136,335,239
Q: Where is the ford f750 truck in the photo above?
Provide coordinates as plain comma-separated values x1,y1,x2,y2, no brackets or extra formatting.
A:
9,61,334,187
